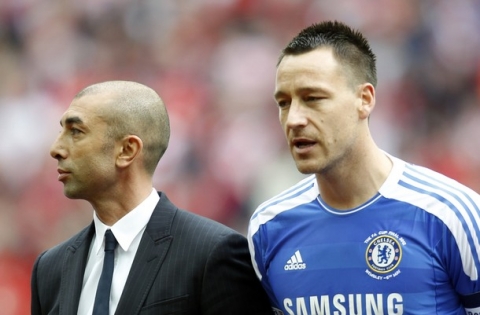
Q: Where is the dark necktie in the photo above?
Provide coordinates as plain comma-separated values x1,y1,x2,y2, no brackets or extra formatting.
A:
92,229,117,315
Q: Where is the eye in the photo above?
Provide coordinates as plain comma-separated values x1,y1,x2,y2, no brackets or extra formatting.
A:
276,99,290,108
70,127,82,136
305,96,323,102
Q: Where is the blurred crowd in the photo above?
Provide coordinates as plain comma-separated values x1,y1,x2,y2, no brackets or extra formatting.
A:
1,0,480,313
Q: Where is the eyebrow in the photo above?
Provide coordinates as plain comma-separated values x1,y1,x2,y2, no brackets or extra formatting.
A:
60,116,84,126
274,87,325,100
273,91,286,100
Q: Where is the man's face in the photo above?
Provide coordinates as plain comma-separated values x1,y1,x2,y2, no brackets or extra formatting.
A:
274,47,364,175
50,94,118,201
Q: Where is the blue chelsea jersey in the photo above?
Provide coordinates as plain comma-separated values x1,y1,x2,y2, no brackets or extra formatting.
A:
248,156,480,315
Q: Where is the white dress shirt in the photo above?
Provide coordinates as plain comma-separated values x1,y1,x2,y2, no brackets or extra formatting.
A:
77,188,159,315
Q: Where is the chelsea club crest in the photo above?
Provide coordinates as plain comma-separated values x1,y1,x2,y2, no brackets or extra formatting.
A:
366,234,402,274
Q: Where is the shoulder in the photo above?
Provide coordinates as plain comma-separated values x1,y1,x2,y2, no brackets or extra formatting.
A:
166,208,251,267
151,192,245,254
382,157,480,252
155,191,242,238
173,208,241,239
384,157,480,208
34,225,92,268
249,175,317,234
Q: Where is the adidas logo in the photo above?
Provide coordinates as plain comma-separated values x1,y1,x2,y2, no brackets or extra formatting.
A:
284,250,307,270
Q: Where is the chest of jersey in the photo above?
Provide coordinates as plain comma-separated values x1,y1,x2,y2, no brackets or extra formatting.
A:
262,197,463,315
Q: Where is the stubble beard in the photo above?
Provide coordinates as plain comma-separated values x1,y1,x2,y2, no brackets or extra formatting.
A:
63,180,86,200
293,149,342,176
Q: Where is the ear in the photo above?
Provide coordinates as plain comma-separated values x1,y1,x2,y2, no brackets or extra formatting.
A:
358,83,375,120
116,135,143,169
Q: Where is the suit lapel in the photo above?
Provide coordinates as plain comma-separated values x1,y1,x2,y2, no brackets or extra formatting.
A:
59,224,95,315
115,192,176,315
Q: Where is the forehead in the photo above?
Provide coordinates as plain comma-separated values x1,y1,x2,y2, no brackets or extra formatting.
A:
275,47,347,93
60,93,111,126
279,47,338,69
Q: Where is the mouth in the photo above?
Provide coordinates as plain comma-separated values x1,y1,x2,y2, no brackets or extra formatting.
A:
57,168,71,181
292,138,316,150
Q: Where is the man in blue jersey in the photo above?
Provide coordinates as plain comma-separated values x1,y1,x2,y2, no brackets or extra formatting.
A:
248,20,480,315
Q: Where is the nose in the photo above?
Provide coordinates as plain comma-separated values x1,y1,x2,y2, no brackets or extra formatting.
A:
49,135,66,160
284,102,308,129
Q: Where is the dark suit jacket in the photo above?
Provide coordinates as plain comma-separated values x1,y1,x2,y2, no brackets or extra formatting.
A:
31,192,273,315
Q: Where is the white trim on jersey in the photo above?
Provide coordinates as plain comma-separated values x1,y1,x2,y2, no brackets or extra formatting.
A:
317,193,383,215
249,153,480,283
248,175,318,280
253,175,317,218
250,175,318,235
381,157,480,280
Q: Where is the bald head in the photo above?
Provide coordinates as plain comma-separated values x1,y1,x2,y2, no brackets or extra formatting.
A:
75,81,170,175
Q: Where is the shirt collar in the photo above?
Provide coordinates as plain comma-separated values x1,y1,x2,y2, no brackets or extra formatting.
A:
92,188,159,255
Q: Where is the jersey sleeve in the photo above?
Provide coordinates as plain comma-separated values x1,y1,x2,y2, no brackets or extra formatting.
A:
438,211,480,312
248,220,281,309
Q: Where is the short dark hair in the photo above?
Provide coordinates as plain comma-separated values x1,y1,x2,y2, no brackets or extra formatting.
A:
279,20,377,87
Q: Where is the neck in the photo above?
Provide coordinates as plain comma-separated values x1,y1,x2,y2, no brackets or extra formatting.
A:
316,146,392,210
91,180,153,226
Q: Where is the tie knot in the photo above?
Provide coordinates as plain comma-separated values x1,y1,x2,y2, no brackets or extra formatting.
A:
104,229,117,252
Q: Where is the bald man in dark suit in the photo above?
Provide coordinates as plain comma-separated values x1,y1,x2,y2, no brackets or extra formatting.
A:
31,81,273,315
